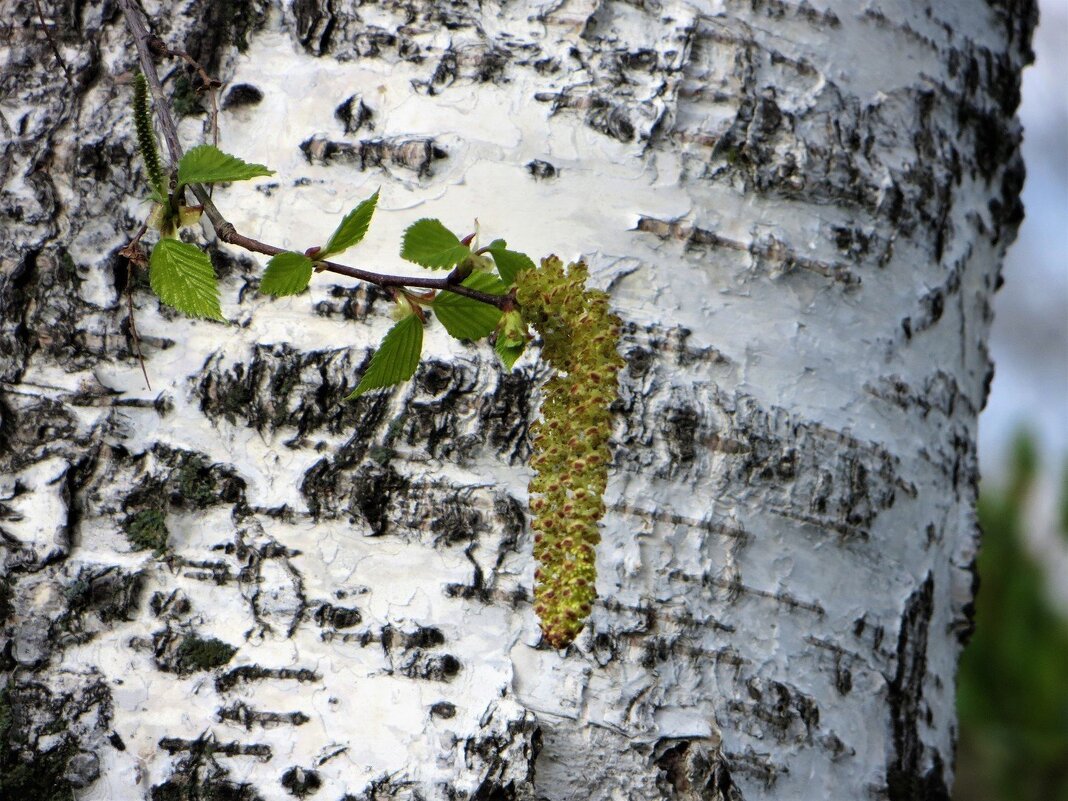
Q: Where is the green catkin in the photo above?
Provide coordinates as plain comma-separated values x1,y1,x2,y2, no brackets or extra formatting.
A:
133,72,166,198
517,257,624,648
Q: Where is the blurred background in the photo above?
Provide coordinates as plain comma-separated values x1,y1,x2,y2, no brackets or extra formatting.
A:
956,1,1068,798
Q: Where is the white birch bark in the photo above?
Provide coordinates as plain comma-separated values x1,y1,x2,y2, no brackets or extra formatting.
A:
0,0,1035,799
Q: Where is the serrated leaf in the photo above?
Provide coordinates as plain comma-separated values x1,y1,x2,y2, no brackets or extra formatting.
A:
487,238,507,250
347,313,424,398
495,335,526,369
319,190,379,259
149,238,224,321
487,246,536,285
401,219,470,270
432,272,506,341
261,251,314,297
177,144,273,186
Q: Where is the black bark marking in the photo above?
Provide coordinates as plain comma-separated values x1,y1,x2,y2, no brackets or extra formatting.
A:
313,603,361,629
636,217,860,287
414,44,510,95
120,444,247,516
197,343,386,437
721,748,784,790
655,739,745,801
50,565,145,645
299,135,446,177
315,282,392,322
615,354,908,537
804,637,857,697
215,665,321,693
181,0,269,76
335,94,374,134
218,701,310,730
462,712,540,800
526,159,557,179
865,371,972,421
0,677,112,799
199,348,534,465
350,463,408,536
281,766,322,797
885,574,949,800
430,701,456,719
293,0,336,55
159,736,271,758
535,91,637,143
223,83,264,109
152,734,267,800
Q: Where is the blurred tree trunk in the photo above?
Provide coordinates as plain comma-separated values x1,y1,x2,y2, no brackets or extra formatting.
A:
0,1,1035,798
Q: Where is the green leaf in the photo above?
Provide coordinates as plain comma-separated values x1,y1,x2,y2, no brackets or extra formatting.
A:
347,313,424,398
149,238,224,321
261,251,314,297
432,272,506,340
319,190,379,259
177,144,273,186
487,246,536,285
401,219,470,270
495,335,526,369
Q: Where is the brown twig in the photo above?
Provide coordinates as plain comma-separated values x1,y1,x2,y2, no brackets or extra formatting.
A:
117,223,152,390
206,220,512,306
117,0,511,311
32,0,74,86
148,36,221,147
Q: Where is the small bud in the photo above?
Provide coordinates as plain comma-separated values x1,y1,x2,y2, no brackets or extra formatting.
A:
392,294,417,321
496,309,528,348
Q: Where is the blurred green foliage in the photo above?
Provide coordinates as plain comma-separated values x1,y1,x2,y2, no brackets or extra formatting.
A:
955,434,1068,801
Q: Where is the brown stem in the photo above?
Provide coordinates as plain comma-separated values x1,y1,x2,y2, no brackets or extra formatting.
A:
118,0,511,311
120,0,183,168
118,223,152,390
150,36,221,147
32,0,74,86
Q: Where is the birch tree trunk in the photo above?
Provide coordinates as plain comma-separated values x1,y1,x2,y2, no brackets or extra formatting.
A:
0,1,1035,799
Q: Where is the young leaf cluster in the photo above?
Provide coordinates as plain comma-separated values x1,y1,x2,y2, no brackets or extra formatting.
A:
516,258,624,648
345,218,533,398
133,73,273,321
253,196,535,398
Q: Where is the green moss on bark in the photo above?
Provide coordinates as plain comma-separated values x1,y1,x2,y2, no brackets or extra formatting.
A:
0,684,79,800
175,635,237,673
125,508,169,553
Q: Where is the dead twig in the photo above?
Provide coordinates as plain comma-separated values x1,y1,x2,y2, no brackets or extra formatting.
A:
117,223,152,390
32,0,74,86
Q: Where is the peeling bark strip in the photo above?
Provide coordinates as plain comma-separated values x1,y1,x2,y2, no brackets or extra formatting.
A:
0,1,1033,799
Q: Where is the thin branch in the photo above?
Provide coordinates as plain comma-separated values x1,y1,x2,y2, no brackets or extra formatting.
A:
120,0,183,168
202,215,513,307
117,0,511,311
148,36,221,147
32,0,74,86
126,265,153,391
117,223,153,390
